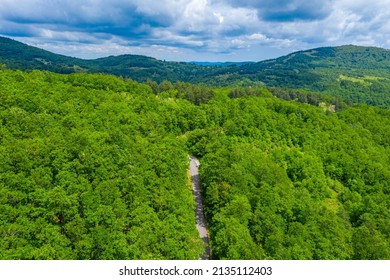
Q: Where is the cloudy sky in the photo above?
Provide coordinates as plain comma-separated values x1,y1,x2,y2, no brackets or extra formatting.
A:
1,0,389,61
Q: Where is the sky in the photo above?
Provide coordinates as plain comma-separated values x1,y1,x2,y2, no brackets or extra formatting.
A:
1,0,390,62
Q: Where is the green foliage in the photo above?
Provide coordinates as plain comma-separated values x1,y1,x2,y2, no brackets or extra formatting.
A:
0,70,203,260
193,94,390,260
0,68,389,260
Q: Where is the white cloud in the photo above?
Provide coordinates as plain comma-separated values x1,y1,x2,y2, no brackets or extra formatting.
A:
1,0,390,61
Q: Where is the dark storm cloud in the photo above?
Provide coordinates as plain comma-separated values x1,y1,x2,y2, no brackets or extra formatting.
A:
223,0,334,21
0,0,176,40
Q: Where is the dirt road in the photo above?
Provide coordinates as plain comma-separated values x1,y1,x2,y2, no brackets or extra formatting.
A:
189,156,210,260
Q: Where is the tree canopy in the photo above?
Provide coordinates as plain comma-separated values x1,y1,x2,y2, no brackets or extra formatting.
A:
0,68,389,259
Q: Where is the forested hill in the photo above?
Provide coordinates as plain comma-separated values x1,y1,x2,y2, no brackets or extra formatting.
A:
208,45,390,108
0,36,213,82
0,36,89,73
1,36,390,107
228,45,390,86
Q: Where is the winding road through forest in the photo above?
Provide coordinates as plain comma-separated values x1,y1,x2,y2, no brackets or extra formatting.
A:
189,156,210,260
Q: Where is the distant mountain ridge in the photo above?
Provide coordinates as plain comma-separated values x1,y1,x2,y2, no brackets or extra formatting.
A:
0,36,89,73
1,36,390,107
188,61,255,66
0,36,211,82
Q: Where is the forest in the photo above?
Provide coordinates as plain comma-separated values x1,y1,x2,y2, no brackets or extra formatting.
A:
2,36,390,109
0,68,389,259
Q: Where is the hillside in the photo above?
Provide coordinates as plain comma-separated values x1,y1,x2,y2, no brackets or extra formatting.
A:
103,45,390,108
89,55,212,83
0,36,90,73
0,36,212,82
207,45,390,107
0,69,389,259
1,36,390,107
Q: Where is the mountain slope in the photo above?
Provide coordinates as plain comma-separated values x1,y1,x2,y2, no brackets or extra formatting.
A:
0,36,212,82
1,36,390,107
231,45,390,83
207,45,390,107
0,36,90,73
89,54,213,82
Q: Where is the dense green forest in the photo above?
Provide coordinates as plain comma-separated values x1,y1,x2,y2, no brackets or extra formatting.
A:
0,69,205,259
2,36,390,109
1,68,389,259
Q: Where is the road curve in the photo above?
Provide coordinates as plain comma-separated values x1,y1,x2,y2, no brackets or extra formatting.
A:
189,155,210,260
